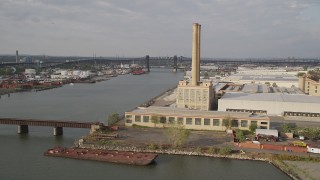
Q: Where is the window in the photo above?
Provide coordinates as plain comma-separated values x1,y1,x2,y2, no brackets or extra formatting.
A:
213,119,220,126
190,89,195,103
126,115,132,123
177,117,184,124
231,120,239,127
251,121,257,125
160,117,166,124
186,118,192,125
126,120,132,123
143,116,149,123
195,118,201,125
204,119,210,125
135,115,141,122
241,120,248,127
261,122,268,125
168,117,175,124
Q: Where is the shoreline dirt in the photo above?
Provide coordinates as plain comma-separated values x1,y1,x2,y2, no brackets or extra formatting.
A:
75,138,319,180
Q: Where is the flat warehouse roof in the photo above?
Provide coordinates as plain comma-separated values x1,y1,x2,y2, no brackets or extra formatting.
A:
128,106,269,120
221,93,320,104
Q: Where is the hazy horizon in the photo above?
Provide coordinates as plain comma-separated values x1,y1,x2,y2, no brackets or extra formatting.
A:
1,0,320,58
1,53,320,60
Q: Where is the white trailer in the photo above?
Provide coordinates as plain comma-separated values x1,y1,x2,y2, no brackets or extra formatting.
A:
307,145,320,154
255,129,278,138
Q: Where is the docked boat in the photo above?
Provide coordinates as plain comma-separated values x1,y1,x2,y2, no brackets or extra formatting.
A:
44,147,157,166
132,69,145,75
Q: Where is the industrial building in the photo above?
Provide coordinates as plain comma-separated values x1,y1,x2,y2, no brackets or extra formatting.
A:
223,74,298,88
176,23,213,110
125,106,270,131
298,75,320,96
218,92,320,117
124,23,272,131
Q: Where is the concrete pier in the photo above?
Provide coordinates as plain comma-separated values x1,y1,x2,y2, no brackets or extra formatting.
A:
53,127,63,136
18,125,29,134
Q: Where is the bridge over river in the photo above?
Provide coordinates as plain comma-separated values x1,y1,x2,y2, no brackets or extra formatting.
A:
0,118,104,136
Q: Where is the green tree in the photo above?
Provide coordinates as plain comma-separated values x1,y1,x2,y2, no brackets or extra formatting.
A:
297,72,306,77
249,123,258,134
223,115,232,130
296,127,320,140
236,130,245,142
272,82,278,87
265,82,271,87
164,122,190,148
107,112,120,125
282,124,291,133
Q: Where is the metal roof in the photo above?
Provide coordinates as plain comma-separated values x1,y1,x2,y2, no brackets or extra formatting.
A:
221,92,320,104
129,106,269,119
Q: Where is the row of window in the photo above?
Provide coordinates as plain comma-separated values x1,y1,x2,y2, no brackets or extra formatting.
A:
284,112,320,117
226,109,267,114
126,115,268,128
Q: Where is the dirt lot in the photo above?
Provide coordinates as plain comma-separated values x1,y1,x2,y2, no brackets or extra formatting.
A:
114,127,233,148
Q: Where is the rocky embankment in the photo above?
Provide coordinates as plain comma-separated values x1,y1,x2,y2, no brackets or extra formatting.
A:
76,139,301,179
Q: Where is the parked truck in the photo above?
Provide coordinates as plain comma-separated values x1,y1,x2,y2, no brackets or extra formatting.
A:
293,141,307,147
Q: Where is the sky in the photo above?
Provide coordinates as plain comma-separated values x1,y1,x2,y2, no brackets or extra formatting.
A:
0,0,320,58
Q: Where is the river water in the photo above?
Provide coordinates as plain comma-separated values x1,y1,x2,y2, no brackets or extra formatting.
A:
0,69,289,180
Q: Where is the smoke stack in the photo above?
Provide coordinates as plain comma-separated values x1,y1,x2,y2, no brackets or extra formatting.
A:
16,50,19,63
197,24,201,83
191,23,200,86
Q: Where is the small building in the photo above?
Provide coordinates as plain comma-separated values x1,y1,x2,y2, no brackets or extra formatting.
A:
125,106,270,131
25,69,36,78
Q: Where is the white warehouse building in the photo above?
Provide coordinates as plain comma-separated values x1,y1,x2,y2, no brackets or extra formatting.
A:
218,93,320,117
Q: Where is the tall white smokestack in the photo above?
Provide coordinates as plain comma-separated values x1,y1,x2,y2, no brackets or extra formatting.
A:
197,24,201,83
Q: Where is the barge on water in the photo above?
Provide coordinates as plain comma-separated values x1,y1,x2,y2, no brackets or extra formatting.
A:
44,147,157,166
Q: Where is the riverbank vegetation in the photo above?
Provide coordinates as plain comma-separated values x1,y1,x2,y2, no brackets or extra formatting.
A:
282,123,320,140
107,113,120,126
164,123,190,148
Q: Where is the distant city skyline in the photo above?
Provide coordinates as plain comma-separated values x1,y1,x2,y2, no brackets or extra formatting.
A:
0,0,320,58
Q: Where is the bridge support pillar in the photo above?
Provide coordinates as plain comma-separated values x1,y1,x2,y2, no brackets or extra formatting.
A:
18,125,29,134
53,127,63,136
146,55,150,72
173,55,178,72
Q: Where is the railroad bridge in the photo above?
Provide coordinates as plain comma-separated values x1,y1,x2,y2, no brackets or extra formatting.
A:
0,118,104,136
